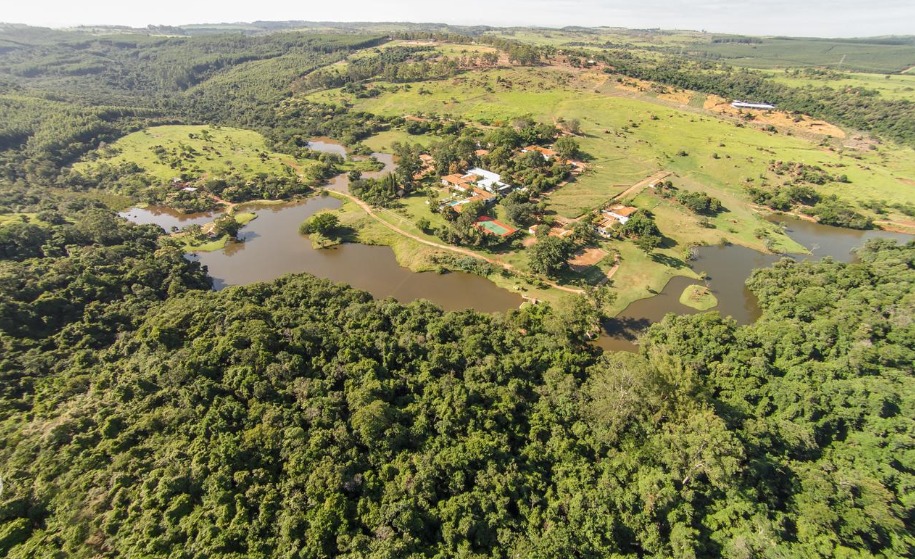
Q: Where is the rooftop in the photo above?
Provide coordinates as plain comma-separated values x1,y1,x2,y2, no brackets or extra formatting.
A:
607,205,638,217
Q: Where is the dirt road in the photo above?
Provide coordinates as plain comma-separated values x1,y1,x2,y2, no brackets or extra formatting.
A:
611,170,671,203
329,189,586,295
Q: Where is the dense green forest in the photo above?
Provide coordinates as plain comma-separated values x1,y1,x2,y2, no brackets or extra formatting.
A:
0,24,913,558
1,218,912,556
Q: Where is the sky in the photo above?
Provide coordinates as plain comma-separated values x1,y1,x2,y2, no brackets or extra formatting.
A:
2,0,914,38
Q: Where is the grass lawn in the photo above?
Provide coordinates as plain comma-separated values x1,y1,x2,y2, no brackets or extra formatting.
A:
75,125,317,184
603,240,699,315
233,212,257,226
679,284,719,311
362,129,434,152
180,235,231,252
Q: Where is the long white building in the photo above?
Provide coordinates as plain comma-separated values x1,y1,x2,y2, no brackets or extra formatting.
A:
731,100,776,110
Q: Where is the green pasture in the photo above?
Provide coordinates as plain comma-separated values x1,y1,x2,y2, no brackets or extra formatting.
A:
75,125,311,184
323,67,915,229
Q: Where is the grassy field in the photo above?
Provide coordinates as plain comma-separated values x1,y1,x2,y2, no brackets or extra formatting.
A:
679,38,915,73
361,129,434,152
316,58,915,309
303,47,915,312
321,64,915,231
679,284,718,311
75,125,312,184
758,69,915,101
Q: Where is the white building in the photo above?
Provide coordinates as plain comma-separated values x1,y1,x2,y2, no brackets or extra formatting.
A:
731,100,776,110
465,167,513,194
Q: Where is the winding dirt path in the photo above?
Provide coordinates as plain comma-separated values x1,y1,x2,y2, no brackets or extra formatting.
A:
329,189,585,295
612,170,671,203
599,256,621,285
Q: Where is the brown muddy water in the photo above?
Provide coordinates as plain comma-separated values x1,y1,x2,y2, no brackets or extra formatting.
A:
184,196,522,312
119,206,218,230
597,217,912,352
306,138,348,157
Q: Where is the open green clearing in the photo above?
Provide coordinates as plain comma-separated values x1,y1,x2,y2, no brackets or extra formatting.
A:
74,125,312,184
679,284,719,310
759,69,915,101
312,58,915,310
361,129,433,152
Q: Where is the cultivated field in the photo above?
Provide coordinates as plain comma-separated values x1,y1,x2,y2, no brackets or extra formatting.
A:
679,37,915,73
759,69,915,101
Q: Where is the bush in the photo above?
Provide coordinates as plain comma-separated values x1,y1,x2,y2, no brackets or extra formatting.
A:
300,211,340,235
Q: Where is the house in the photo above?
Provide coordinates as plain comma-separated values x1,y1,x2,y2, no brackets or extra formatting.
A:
474,149,490,157
522,145,557,159
443,186,497,214
596,216,617,238
731,100,776,110
465,167,514,194
419,154,434,165
471,187,496,202
604,205,638,225
442,167,516,196
442,173,472,191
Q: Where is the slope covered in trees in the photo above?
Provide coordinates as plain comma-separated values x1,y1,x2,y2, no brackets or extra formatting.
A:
0,233,911,557
0,29,383,182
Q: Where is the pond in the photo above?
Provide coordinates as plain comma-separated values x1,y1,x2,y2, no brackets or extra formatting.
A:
598,217,912,351
118,206,217,230
306,138,348,157
183,197,522,312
